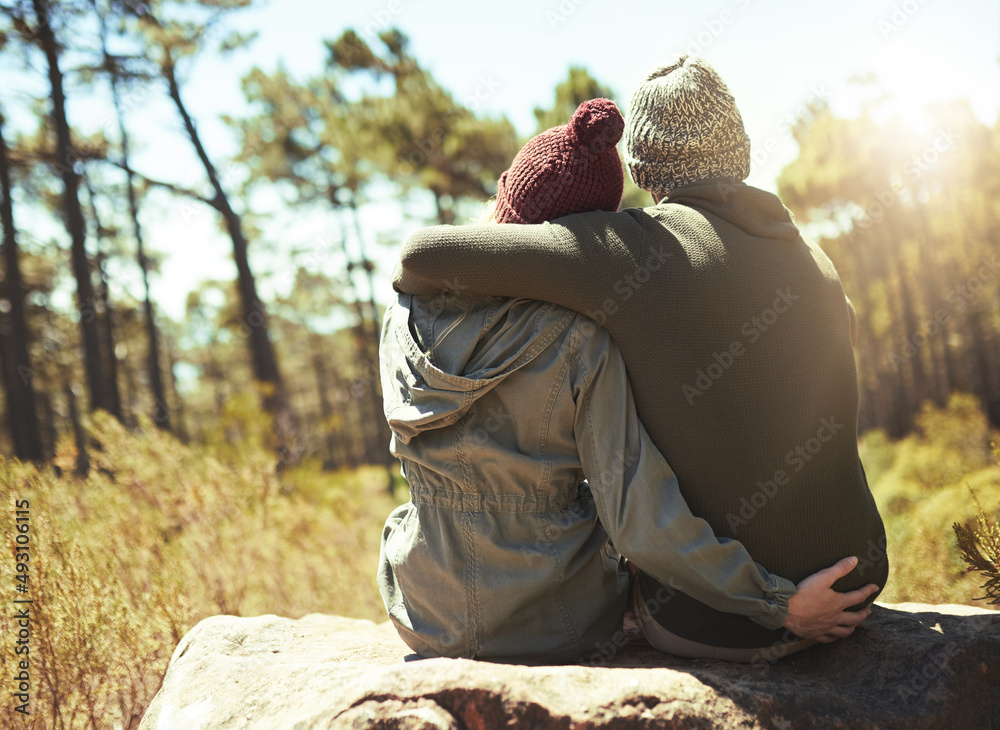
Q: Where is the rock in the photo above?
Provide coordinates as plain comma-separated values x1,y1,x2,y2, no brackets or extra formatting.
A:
140,602,1000,729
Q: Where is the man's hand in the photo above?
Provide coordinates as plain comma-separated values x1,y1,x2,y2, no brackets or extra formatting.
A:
782,556,879,643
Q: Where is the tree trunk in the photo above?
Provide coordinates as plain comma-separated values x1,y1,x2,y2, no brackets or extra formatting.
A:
162,53,297,464
95,0,172,432
347,198,382,344
0,110,44,461
65,383,90,478
32,0,113,415
38,390,58,463
123,352,139,429
321,359,357,469
332,204,384,466
348,199,394,492
847,264,879,433
309,336,338,471
990,336,1000,429
852,223,910,435
943,191,999,425
95,249,123,419
166,339,188,442
871,213,919,433
432,189,455,225
83,176,124,422
915,246,948,407
205,337,228,426
891,243,929,410
912,203,954,404
968,307,1000,428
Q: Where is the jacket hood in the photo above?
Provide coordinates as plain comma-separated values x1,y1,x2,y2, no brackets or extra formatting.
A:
380,293,575,444
663,179,802,243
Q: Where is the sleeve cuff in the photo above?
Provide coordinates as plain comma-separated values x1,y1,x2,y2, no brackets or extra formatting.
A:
749,574,797,630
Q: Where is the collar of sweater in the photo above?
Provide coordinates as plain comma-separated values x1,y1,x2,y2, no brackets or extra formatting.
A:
661,178,802,243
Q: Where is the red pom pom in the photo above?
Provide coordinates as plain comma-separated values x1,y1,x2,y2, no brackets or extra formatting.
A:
567,98,624,151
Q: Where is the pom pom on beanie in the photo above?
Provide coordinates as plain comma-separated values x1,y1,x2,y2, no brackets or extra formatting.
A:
566,98,625,151
494,98,625,225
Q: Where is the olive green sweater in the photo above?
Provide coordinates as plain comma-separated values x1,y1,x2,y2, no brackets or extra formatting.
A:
395,180,888,648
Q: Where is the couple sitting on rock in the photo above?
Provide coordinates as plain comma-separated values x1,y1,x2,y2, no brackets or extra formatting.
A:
378,55,889,664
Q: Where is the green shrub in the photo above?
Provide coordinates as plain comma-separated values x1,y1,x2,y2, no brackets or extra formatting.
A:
860,393,1000,605
953,444,1000,605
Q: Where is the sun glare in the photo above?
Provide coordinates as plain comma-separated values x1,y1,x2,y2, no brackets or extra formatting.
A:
860,26,997,135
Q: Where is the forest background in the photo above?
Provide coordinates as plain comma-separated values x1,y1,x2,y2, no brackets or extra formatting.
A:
0,0,999,727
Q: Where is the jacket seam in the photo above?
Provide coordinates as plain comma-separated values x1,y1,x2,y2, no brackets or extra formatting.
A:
536,326,577,494
462,508,480,658
539,517,586,660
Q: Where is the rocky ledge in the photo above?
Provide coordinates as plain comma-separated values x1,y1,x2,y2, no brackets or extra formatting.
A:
140,602,1000,729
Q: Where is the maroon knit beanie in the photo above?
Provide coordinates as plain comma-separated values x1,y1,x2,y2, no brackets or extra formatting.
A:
493,98,625,225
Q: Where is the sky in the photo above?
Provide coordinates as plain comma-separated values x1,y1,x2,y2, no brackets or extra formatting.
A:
4,0,1000,324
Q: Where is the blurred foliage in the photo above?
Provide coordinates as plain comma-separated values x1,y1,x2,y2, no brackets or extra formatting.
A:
0,3,662,467
860,393,1000,605
778,93,1000,438
232,27,523,225
532,66,613,133
0,411,399,728
325,29,519,224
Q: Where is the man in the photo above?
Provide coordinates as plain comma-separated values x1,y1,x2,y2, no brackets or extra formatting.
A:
393,56,888,657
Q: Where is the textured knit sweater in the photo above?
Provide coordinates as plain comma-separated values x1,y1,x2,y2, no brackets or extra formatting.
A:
395,179,889,648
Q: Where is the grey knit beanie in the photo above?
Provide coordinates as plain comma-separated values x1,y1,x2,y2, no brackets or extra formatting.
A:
624,55,751,196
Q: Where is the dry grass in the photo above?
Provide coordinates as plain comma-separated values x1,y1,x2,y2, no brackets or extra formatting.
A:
0,410,398,729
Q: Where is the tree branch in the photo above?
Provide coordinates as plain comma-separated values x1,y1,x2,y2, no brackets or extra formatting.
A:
103,157,216,207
